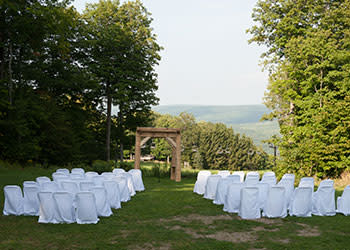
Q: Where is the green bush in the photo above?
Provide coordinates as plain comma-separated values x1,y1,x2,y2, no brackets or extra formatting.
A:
118,161,133,171
92,160,113,174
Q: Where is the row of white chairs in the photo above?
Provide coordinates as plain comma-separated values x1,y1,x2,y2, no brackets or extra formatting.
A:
3,168,145,224
194,170,350,219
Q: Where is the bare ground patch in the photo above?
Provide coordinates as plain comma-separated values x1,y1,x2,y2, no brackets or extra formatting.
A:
252,226,279,232
254,218,283,225
275,238,291,244
296,223,320,237
159,214,233,225
130,242,171,250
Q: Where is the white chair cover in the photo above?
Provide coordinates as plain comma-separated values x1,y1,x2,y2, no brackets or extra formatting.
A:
261,175,276,186
232,171,245,182
93,175,105,187
36,176,51,188
85,171,99,180
245,178,259,186
3,185,24,216
213,178,232,205
113,176,130,202
120,172,136,196
319,179,334,187
101,172,116,180
61,181,79,196
228,174,241,183
262,171,275,178
56,168,70,175
80,181,95,191
53,192,75,223
282,173,295,184
54,176,70,189
23,181,39,188
90,187,112,217
75,192,99,224
337,185,350,215
203,175,222,200
289,187,313,217
223,183,244,213
193,170,211,195
70,173,84,179
256,182,270,210
37,192,59,223
71,168,85,175
312,186,336,216
113,168,125,175
277,178,294,207
298,177,314,191
218,170,230,178
52,172,68,182
239,187,260,219
23,185,40,216
263,186,287,218
41,181,59,192
104,180,121,209
128,169,145,192
246,171,260,180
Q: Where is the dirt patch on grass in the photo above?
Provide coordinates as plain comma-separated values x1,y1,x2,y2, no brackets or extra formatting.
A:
252,226,279,232
254,218,283,225
296,223,320,237
206,231,256,243
130,242,171,250
160,214,232,225
110,230,135,244
275,238,291,244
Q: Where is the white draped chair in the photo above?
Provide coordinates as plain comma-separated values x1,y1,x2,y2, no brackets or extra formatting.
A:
263,186,287,218
204,175,221,200
261,171,276,183
128,169,145,192
113,176,130,202
53,192,75,223
3,185,24,216
101,172,116,180
193,170,211,195
228,174,241,183
218,170,230,178
61,181,79,196
312,185,336,216
282,173,295,184
232,171,245,183
256,182,270,210
37,192,59,223
71,168,85,175
80,181,95,191
85,172,99,180
54,176,70,189
90,187,112,217
23,185,40,216
56,168,70,175
70,173,84,179
93,176,105,187
245,172,260,184
277,178,294,208
23,181,39,188
120,172,136,196
298,177,314,191
223,183,244,213
104,180,121,209
319,179,334,188
337,185,350,215
75,192,99,224
41,181,59,192
289,187,313,217
113,168,125,175
239,187,260,219
52,172,68,182
36,176,51,188
213,178,232,205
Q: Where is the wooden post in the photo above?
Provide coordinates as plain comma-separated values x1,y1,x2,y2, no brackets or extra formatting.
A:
135,132,141,169
175,134,181,182
170,148,176,180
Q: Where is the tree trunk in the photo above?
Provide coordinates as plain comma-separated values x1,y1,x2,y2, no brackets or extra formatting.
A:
106,82,112,161
8,42,13,105
118,108,124,162
120,142,124,162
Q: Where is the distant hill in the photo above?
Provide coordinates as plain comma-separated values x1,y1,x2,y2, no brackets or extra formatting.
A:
152,104,280,154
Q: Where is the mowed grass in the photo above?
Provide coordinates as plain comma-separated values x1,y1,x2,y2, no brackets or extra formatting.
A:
1,166,350,249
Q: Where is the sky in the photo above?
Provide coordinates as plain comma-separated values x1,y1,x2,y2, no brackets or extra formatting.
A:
72,0,268,106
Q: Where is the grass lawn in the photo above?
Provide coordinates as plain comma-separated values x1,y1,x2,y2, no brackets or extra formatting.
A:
1,165,350,249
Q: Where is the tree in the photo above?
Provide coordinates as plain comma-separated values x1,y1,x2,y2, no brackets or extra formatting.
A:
83,0,161,161
248,0,350,177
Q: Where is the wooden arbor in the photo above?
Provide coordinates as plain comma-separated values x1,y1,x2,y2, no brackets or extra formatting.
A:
134,127,181,182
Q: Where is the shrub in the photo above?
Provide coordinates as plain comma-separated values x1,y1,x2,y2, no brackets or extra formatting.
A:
92,160,113,174
118,161,133,171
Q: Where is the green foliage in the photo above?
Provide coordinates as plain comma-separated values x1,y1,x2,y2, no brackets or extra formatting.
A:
92,160,113,174
248,0,350,178
151,112,271,171
117,161,133,172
